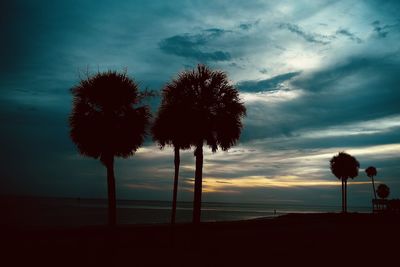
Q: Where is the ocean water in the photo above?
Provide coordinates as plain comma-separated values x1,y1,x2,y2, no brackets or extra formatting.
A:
0,196,371,227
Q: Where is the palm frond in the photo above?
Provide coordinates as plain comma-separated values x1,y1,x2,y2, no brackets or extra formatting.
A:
330,152,360,180
69,71,151,164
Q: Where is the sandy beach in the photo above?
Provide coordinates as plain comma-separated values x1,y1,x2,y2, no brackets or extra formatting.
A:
2,213,399,266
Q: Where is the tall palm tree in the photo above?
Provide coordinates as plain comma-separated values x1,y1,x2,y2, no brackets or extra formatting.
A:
365,166,378,200
152,84,192,224
376,184,390,200
69,71,151,226
330,152,360,213
169,64,246,224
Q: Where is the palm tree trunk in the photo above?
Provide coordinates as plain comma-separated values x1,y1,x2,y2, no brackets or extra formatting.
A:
341,179,344,213
106,156,117,226
344,179,348,213
192,142,203,224
171,147,180,224
372,176,377,200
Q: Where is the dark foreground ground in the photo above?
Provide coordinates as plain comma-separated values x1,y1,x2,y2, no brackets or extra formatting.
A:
1,213,400,266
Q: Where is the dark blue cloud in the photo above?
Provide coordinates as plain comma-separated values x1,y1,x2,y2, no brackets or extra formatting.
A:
239,20,260,31
372,20,390,38
278,23,331,45
237,72,301,92
336,28,362,43
371,20,400,39
159,29,232,61
239,23,252,31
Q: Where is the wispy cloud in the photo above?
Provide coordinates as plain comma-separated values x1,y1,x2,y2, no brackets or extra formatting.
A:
336,28,362,43
194,176,370,193
278,23,332,45
241,89,302,104
298,115,400,139
237,72,301,92
128,142,400,194
239,20,260,31
370,20,400,39
159,29,232,61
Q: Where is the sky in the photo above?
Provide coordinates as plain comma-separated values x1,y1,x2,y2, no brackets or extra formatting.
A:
1,0,400,208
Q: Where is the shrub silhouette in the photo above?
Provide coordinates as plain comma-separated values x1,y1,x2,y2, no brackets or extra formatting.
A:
330,152,359,213
69,71,151,226
377,184,390,200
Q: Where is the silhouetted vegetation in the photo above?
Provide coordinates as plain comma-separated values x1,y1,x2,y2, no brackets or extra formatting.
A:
66,65,396,225
69,71,151,226
377,184,390,199
365,166,378,200
152,76,193,224
388,199,400,213
330,152,360,213
373,184,392,213
156,65,246,223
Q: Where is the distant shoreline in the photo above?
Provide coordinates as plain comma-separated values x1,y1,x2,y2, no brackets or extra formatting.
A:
0,194,358,207
1,195,373,227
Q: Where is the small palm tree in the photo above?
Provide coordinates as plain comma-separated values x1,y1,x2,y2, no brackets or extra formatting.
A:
376,184,390,200
152,82,192,224
330,152,360,213
365,166,378,200
172,64,246,224
69,71,151,226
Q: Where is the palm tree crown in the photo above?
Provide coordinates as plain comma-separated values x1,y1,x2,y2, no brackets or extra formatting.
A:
365,166,377,178
330,152,360,180
70,71,150,163
154,64,246,150
185,65,246,149
152,81,193,150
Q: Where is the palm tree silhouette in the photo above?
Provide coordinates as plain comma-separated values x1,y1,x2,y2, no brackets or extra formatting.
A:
365,166,378,200
172,64,246,224
152,81,193,224
69,71,151,226
330,152,360,213
376,184,390,200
